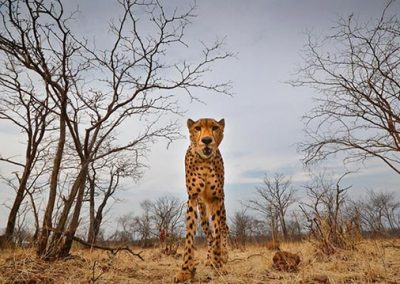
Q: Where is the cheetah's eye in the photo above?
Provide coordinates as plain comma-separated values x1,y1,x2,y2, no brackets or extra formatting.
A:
194,126,201,131
212,126,219,131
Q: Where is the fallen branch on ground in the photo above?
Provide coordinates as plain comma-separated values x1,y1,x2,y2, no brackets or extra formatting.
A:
383,242,400,249
72,236,144,261
228,253,269,263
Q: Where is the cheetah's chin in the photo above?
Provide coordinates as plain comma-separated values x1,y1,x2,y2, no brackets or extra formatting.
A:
203,147,213,156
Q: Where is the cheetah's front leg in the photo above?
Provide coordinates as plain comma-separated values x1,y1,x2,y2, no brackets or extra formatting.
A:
198,202,213,264
220,205,229,263
174,198,198,283
209,199,225,269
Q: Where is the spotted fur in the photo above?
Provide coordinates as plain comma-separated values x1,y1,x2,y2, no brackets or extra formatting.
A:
174,118,229,283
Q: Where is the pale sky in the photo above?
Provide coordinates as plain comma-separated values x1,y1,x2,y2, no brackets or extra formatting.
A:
1,0,399,232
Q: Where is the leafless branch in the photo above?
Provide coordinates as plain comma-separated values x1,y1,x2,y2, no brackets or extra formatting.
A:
290,2,400,173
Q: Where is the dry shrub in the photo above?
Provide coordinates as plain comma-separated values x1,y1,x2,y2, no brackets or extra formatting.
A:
309,214,361,255
265,240,280,251
160,234,180,256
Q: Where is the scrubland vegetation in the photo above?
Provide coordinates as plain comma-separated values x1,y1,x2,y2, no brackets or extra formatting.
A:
1,238,400,283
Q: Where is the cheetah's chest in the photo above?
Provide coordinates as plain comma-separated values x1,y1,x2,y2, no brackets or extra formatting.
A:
185,153,224,202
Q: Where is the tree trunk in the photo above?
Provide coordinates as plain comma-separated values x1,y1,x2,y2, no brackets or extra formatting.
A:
88,198,107,245
88,170,117,244
58,164,89,257
37,104,66,258
87,176,96,244
279,210,288,240
4,169,30,242
27,187,40,241
48,161,88,253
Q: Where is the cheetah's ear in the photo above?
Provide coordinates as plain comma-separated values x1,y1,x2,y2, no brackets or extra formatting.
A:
218,119,225,128
187,119,195,129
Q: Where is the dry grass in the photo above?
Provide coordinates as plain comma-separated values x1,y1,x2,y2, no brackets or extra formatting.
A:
0,239,399,283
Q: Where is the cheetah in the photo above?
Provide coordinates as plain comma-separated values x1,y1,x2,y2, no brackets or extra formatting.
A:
174,118,229,283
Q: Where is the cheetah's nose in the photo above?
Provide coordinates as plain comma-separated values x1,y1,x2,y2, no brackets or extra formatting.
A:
201,136,212,145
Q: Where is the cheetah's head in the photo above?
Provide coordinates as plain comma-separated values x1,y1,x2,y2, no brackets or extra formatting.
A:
187,118,225,159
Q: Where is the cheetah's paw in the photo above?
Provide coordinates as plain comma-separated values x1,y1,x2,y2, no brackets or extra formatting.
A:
174,269,195,283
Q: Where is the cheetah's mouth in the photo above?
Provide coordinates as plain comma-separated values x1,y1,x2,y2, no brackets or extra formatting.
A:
203,147,213,156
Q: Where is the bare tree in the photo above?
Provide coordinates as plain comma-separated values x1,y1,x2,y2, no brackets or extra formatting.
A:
286,211,303,240
247,218,268,243
111,213,136,244
111,196,184,250
0,0,87,257
299,172,359,254
229,208,252,248
355,190,400,234
86,153,143,244
245,173,296,240
111,201,154,248
133,200,154,248
149,195,184,238
148,195,184,254
0,0,231,259
291,1,400,173
0,62,52,242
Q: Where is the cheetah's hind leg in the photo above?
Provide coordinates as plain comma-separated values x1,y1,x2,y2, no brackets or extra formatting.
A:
220,210,229,264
